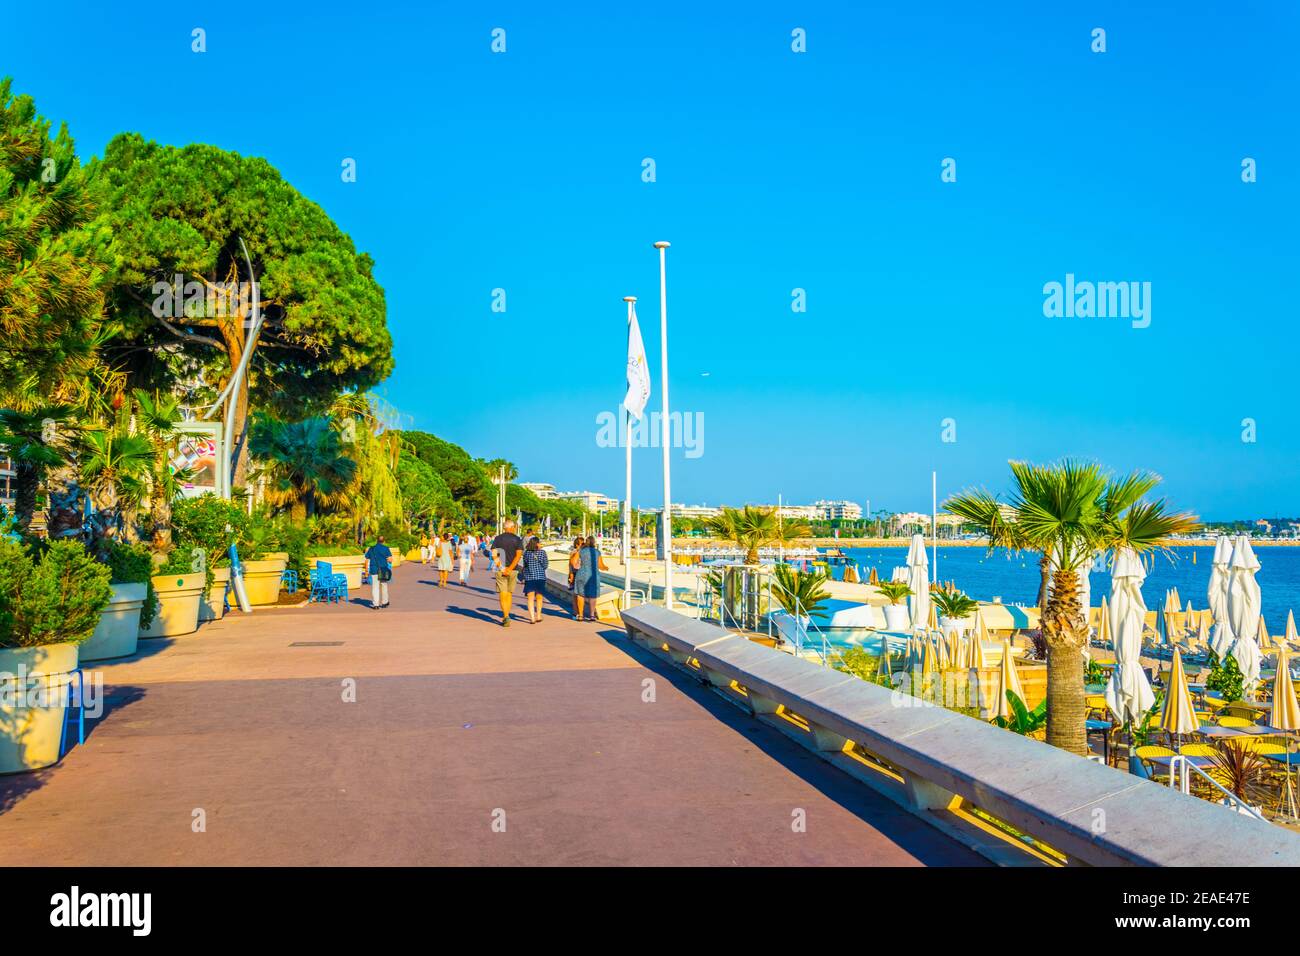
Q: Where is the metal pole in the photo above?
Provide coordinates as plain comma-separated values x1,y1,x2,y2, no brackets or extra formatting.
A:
655,241,673,610
623,294,637,592
931,471,937,584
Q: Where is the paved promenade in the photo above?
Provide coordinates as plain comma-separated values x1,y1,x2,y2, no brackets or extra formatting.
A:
0,562,981,866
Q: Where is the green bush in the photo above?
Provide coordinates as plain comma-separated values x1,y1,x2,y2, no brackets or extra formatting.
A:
0,539,114,648
103,540,160,631
1205,650,1244,703
172,494,249,568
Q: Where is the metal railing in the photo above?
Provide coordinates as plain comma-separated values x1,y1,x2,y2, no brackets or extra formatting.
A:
691,564,841,669
1167,755,1266,821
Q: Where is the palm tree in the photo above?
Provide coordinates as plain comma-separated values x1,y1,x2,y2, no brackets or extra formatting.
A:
80,426,152,520
937,490,1054,612
249,414,358,520
134,389,186,552
706,505,810,565
771,563,831,619
946,460,1198,755
0,405,75,531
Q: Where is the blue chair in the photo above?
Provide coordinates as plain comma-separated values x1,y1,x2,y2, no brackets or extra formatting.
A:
310,561,348,604
281,568,299,594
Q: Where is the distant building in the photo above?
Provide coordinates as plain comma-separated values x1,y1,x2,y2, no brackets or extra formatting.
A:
518,482,557,499
644,503,720,519
0,450,13,513
813,499,863,520
554,490,619,513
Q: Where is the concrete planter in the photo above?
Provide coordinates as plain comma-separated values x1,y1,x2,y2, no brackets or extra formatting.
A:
81,582,146,661
139,572,205,639
391,553,404,569
200,566,232,622
242,559,287,607
318,554,366,590
883,603,910,631
0,642,79,773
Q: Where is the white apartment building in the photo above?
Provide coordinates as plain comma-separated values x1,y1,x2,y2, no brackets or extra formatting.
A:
813,499,863,520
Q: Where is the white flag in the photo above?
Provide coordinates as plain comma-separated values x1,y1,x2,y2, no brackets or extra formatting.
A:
623,303,651,419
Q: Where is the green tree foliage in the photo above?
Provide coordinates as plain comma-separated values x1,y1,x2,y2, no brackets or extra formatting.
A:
399,431,495,514
0,78,113,402
90,134,393,482
395,454,456,524
249,414,357,519
0,538,113,647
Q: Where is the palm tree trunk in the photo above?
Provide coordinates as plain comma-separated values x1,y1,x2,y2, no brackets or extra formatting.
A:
1037,554,1051,614
12,461,37,532
150,438,172,553
1044,568,1088,754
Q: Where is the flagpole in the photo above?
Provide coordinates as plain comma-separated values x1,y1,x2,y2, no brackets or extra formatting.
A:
623,295,636,606
655,241,673,610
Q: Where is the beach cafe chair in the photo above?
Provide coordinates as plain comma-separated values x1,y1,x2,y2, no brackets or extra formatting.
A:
1133,744,1176,779
1179,743,1216,757
1216,715,1254,729
1219,702,1266,721
310,561,348,604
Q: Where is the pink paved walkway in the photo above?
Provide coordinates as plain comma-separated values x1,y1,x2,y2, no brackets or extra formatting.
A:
0,561,981,866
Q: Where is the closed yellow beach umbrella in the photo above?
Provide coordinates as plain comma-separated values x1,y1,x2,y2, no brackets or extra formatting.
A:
922,635,938,676
868,567,879,585
1286,610,1299,649
877,640,893,681
970,612,989,669
927,602,939,632
935,631,950,669
1258,615,1273,651
1160,648,1200,737
1270,649,1300,732
995,639,1025,720
1098,595,1111,647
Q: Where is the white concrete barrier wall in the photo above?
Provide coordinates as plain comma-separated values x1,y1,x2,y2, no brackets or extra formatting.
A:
621,605,1300,867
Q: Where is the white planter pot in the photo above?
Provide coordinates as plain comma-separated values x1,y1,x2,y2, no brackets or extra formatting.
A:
200,566,232,622
0,642,79,773
883,603,911,631
939,615,973,639
241,559,286,607
81,582,147,661
139,572,205,639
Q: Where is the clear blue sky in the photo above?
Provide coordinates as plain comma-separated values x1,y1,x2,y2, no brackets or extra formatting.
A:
5,1,1295,519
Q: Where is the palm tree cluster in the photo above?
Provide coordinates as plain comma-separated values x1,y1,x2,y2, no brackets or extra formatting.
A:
946,460,1198,755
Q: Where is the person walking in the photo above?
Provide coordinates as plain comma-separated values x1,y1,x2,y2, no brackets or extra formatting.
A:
365,535,393,609
521,536,549,623
457,533,475,586
419,532,432,565
568,536,583,592
437,533,454,587
491,519,524,627
572,535,608,622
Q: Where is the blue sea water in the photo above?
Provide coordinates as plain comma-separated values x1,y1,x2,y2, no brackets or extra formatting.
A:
832,545,1300,634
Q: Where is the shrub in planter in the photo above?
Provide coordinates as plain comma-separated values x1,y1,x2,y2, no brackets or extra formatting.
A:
172,494,249,602
104,541,159,631
0,539,114,648
0,539,112,772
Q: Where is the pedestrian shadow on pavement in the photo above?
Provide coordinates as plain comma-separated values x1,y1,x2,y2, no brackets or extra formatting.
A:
445,605,503,625
590,629,987,867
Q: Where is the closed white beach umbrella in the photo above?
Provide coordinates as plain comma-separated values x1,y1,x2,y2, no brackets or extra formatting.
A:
1227,534,1263,694
1208,535,1234,657
1105,547,1155,725
905,533,930,632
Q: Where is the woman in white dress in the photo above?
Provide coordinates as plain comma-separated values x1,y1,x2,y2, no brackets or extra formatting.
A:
457,534,475,585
